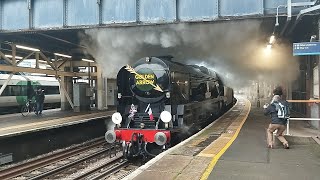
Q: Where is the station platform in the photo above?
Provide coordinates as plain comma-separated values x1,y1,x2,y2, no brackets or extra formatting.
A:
125,97,320,180
0,108,113,138
0,108,114,164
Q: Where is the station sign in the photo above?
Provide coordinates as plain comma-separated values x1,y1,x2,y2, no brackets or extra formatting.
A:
293,42,320,56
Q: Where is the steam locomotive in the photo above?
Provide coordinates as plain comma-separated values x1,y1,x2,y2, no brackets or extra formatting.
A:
105,56,234,159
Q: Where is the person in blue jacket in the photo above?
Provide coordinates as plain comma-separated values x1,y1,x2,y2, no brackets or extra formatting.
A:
263,95,290,149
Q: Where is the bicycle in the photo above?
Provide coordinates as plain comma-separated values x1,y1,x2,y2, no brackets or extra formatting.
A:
21,99,37,117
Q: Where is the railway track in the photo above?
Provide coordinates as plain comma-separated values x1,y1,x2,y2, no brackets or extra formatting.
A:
0,137,123,180
67,155,130,180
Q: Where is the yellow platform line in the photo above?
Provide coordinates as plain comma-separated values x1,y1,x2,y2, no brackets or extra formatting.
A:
200,99,251,180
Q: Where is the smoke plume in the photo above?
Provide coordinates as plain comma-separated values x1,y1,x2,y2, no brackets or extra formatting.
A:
80,20,299,89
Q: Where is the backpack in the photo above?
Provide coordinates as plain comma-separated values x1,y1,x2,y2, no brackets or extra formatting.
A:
273,102,290,119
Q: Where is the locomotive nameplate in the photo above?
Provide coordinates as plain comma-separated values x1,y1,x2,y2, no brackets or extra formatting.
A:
135,68,156,91
125,65,163,92
135,74,155,85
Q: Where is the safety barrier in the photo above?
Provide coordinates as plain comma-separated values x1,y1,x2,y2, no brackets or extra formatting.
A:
285,99,320,135
286,118,320,135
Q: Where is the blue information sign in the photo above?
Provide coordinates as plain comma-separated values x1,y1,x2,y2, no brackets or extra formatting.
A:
293,42,320,56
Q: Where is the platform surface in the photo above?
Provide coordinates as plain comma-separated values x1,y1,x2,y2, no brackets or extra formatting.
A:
0,109,114,138
208,108,320,180
125,97,320,180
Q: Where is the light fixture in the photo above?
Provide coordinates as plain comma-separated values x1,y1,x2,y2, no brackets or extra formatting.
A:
82,58,95,63
38,60,47,63
54,53,72,58
267,44,272,49
160,111,172,123
16,45,40,52
5,54,23,59
31,73,46,76
269,35,275,44
310,35,317,42
112,112,122,125
264,44,272,55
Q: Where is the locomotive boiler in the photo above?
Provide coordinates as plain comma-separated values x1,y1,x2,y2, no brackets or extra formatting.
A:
105,56,234,159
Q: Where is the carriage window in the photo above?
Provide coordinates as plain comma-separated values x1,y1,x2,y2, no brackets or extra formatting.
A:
1,85,32,96
2,85,23,96
1,86,10,96
13,85,22,96
42,86,60,95
20,86,28,96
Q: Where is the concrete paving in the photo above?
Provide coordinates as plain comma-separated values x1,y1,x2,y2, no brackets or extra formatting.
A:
126,99,320,180
209,108,320,180
0,109,113,138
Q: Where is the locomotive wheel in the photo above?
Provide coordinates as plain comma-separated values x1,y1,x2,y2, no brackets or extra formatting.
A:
145,143,164,156
123,143,130,159
123,144,138,160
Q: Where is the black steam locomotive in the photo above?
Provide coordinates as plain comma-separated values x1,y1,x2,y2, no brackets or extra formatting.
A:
105,56,234,159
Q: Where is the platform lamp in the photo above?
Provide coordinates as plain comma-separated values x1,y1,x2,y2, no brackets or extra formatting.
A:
257,75,263,108
269,34,276,44
310,35,317,42
54,53,72,59
16,45,40,52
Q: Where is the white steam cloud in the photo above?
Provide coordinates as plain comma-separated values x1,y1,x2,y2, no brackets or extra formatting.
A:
80,20,299,89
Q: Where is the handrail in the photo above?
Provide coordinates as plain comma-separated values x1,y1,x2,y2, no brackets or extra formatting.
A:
286,118,320,135
289,118,320,121
287,100,320,103
284,99,320,135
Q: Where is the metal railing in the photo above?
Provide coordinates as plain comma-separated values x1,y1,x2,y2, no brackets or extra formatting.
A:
285,99,320,135
286,117,320,135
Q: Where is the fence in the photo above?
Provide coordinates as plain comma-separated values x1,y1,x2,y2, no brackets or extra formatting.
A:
286,99,320,135
286,118,320,135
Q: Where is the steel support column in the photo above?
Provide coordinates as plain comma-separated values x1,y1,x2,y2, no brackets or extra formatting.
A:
11,45,16,65
57,77,74,109
105,78,108,109
96,66,106,110
35,52,40,69
0,51,12,64
0,74,13,95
